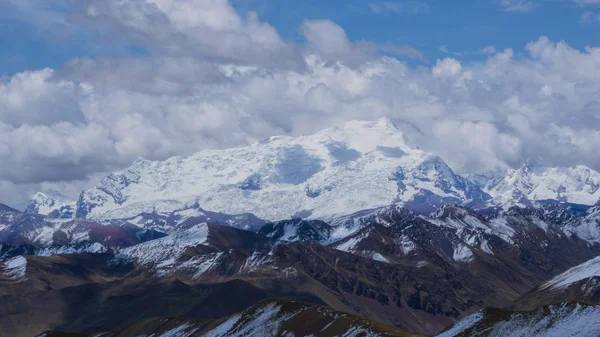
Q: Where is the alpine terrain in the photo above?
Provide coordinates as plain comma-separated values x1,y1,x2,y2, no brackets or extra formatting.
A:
2,119,600,337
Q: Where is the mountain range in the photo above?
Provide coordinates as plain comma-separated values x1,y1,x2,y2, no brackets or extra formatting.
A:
2,118,600,336
25,118,600,223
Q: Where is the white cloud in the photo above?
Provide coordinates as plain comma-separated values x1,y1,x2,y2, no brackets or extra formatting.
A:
301,20,353,57
72,0,300,69
581,10,600,23
499,0,536,12
370,1,431,15
432,58,463,77
2,0,600,209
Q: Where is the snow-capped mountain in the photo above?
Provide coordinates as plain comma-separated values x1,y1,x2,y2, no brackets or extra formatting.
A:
469,161,600,207
563,205,600,244
25,191,76,220
70,118,489,222
0,203,166,248
25,118,600,224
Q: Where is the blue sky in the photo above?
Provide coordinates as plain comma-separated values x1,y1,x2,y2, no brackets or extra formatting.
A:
2,0,599,75
234,0,598,58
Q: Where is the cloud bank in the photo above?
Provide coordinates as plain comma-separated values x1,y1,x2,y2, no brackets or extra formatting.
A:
1,0,600,208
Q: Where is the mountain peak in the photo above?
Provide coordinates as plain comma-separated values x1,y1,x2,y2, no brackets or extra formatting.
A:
521,157,540,170
341,117,400,133
373,116,399,130
469,162,600,207
30,191,73,204
26,191,76,218
73,119,487,221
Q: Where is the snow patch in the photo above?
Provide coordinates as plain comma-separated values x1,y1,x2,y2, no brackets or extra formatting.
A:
154,323,198,337
3,255,27,280
37,243,107,256
397,235,417,255
480,240,494,255
436,311,483,337
453,244,474,263
204,314,241,337
334,231,369,253
372,253,389,263
115,224,209,275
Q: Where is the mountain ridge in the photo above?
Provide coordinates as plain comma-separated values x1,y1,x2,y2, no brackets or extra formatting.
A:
33,118,491,222
23,119,600,225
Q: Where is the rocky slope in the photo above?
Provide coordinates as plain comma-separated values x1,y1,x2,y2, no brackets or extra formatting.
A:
4,204,600,336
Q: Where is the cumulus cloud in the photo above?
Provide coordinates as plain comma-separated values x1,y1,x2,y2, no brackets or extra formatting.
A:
432,58,463,77
300,20,423,64
72,0,301,69
1,0,600,209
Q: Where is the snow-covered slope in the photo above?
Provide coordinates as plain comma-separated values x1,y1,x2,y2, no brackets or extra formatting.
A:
115,224,210,276
25,191,76,220
563,205,600,243
543,256,600,290
103,203,266,233
437,303,600,337
74,118,490,222
470,162,600,207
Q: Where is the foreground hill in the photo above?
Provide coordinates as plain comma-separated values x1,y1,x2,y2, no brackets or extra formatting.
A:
36,299,423,337
509,255,600,310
